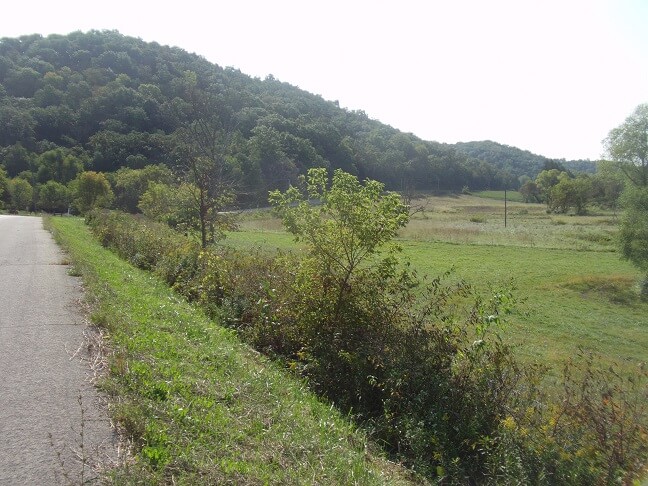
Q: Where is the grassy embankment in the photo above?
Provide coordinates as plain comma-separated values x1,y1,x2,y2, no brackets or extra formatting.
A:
230,193,648,381
46,216,416,485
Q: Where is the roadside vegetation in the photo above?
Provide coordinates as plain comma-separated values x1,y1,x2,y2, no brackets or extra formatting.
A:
66,167,647,484
46,216,415,485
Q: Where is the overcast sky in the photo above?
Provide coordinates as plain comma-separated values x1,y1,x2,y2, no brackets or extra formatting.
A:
3,0,647,160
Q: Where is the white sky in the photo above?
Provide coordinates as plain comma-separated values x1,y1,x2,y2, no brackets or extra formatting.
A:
2,0,648,160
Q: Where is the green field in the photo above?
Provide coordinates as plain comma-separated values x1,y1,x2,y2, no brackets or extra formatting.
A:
227,194,648,379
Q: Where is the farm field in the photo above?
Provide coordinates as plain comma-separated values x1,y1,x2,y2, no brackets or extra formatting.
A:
227,193,648,381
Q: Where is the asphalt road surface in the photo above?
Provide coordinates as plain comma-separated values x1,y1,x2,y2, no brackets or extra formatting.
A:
0,215,116,485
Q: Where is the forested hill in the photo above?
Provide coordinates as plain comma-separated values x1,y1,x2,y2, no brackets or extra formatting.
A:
454,141,597,182
1,30,575,203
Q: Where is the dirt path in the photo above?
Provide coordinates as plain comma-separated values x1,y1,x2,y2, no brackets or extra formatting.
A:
0,215,116,485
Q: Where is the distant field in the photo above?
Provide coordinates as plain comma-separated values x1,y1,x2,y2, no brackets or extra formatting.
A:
474,189,524,202
226,194,647,382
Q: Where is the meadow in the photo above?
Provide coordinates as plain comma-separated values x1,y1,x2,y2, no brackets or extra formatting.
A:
229,193,647,381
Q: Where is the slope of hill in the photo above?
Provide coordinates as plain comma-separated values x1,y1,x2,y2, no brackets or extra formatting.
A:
0,30,515,202
453,140,597,182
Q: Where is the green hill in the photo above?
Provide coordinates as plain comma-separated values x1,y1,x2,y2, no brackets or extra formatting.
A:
453,140,597,183
1,30,515,203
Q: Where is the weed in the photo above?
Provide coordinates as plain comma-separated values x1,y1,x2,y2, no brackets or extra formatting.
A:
49,394,98,486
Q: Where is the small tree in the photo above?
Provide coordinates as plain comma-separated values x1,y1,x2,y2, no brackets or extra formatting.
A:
113,164,174,213
604,103,648,188
618,186,648,297
606,104,648,295
270,167,409,305
72,171,113,213
519,180,541,203
38,180,69,213
9,177,33,211
172,72,238,248
549,176,592,214
268,168,409,413
535,168,568,206
138,181,196,230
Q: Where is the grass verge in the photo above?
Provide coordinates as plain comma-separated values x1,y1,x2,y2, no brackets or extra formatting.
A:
46,216,417,485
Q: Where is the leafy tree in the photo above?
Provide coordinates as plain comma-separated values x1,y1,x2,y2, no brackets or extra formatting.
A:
3,67,42,97
138,181,196,229
549,175,592,214
0,104,36,146
112,164,174,213
591,161,625,210
270,168,409,287
37,180,69,213
9,177,33,211
618,186,648,297
35,148,83,184
535,168,569,207
0,143,35,177
268,168,409,413
519,180,541,203
72,171,113,213
606,104,648,296
605,103,648,187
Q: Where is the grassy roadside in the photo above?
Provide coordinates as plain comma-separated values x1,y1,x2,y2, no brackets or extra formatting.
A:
46,216,417,485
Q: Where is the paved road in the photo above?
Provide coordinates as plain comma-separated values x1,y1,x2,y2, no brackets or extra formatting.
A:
0,215,116,485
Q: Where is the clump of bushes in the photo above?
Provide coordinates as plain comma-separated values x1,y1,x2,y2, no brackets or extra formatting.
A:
86,169,648,484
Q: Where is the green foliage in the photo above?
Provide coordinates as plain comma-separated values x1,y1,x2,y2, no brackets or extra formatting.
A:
9,176,33,210
489,352,648,485
605,103,648,188
269,168,409,274
37,180,69,212
267,170,538,479
35,148,82,184
548,176,592,215
72,170,113,213
112,164,174,213
519,180,541,202
0,166,7,205
455,140,595,185
619,186,648,277
0,143,34,177
535,168,567,203
591,161,625,210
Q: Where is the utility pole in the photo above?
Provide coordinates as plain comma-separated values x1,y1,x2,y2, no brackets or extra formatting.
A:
504,188,507,228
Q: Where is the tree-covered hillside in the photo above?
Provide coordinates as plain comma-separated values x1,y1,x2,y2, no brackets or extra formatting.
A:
454,140,596,183
0,30,516,207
